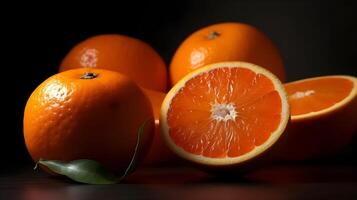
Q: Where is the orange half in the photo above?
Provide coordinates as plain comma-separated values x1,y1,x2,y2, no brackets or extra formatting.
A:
160,62,289,166
276,75,357,160
286,75,357,120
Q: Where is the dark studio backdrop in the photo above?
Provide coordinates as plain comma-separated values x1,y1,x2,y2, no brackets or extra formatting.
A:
2,0,357,170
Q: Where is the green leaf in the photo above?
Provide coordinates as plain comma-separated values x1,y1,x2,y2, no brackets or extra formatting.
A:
34,118,151,184
35,159,117,184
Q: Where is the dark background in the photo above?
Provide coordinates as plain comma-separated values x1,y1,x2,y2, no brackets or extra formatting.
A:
2,0,357,170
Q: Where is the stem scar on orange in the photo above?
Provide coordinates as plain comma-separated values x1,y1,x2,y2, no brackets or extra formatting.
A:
170,22,286,86
60,34,168,92
23,68,155,174
276,75,357,160
161,62,290,169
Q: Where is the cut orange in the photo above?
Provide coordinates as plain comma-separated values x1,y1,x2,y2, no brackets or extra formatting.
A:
160,62,290,167
277,75,357,160
287,75,357,119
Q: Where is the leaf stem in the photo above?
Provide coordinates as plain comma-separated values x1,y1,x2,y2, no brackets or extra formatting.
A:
33,158,43,170
118,118,150,182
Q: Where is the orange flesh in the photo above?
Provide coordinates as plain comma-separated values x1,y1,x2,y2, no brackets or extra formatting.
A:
285,77,354,116
167,67,282,158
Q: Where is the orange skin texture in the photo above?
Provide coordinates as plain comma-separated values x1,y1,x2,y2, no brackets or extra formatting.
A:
142,89,177,165
60,34,168,92
23,68,154,173
275,84,357,161
275,98,357,161
170,22,285,85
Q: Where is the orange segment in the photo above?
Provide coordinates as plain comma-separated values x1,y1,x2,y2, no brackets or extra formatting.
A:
161,62,289,166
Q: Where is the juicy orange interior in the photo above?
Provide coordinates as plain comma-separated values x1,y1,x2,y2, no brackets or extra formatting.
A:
167,67,282,158
285,77,354,116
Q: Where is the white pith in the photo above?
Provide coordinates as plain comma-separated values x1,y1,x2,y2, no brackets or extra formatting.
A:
290,90,315,99
210,103,237,122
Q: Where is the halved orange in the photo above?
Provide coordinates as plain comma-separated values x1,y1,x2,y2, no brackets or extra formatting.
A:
160,62,290,167
277,75,357,160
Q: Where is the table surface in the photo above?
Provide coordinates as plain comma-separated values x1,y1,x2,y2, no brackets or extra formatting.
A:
1,164,357,200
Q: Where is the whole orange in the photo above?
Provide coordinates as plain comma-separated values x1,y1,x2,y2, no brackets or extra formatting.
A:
170,22,285,85
23,68,154,173
141,89,177,165
60,34,168,92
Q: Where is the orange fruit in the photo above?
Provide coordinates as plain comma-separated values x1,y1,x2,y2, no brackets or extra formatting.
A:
142,89,177,165
276,75,357,160
170,22,285,86
23,68,155,173
60,34,168,92
160,62,289,168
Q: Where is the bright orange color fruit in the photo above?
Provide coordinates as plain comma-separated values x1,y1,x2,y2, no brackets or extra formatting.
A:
161,62,290,167
60,34,168,92
23,68,154,173
277,75,357,160
170,22,285,86
142,89,177,165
